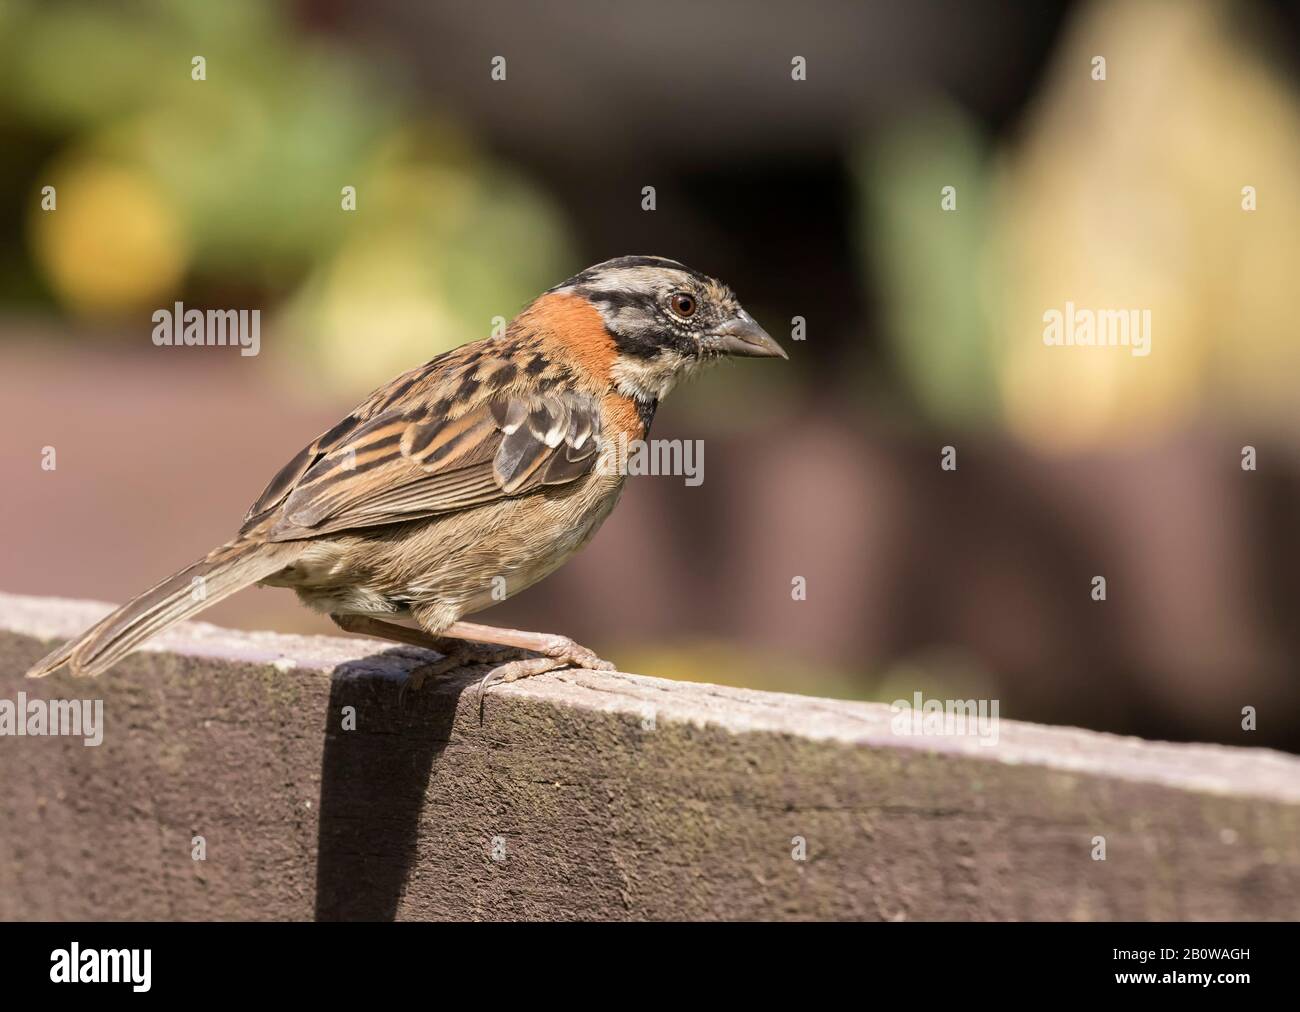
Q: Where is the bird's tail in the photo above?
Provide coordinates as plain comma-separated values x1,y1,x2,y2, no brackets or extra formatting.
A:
26,539,297,679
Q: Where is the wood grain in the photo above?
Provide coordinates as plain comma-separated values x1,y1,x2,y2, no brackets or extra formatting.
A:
1,592,1296,920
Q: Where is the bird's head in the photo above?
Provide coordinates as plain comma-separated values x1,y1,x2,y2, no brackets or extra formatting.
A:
547,255,786,403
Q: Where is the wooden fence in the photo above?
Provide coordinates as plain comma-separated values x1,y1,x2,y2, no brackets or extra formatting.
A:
1,591,1296,920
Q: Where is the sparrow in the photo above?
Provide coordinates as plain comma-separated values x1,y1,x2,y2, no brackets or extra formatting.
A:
27,255,787,693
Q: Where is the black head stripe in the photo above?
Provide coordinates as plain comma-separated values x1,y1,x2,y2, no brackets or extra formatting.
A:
572,286,644,313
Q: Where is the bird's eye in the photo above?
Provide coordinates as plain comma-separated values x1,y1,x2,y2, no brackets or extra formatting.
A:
670,293,697,318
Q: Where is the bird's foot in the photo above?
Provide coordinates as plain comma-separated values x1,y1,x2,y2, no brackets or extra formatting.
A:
398,644,516,704
476,635,615,710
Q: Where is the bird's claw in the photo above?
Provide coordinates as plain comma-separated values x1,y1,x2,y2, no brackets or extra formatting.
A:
536,635,616,672
475,639,616,718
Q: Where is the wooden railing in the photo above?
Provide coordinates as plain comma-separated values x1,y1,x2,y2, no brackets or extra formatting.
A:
1,591,1296,920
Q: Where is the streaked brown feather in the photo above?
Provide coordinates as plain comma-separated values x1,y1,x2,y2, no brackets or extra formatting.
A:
241,335,611,543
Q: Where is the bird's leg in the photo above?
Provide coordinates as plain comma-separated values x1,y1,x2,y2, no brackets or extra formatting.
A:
329,614,513,695
330,614,452,652
434,620,616,699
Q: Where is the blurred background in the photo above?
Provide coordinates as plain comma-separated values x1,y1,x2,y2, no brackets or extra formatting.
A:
2,0,1299,751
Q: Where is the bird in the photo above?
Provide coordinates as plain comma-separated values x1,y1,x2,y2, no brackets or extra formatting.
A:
26,255,787,694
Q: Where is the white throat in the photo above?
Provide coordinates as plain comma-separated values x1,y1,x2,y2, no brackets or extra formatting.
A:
611,350,704,403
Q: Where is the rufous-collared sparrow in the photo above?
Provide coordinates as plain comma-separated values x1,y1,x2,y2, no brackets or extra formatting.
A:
28,255,786,692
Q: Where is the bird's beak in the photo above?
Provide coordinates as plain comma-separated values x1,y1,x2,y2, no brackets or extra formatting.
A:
712,314,788,360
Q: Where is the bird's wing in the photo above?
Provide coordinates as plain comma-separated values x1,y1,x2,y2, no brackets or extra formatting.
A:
240,347,604,542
